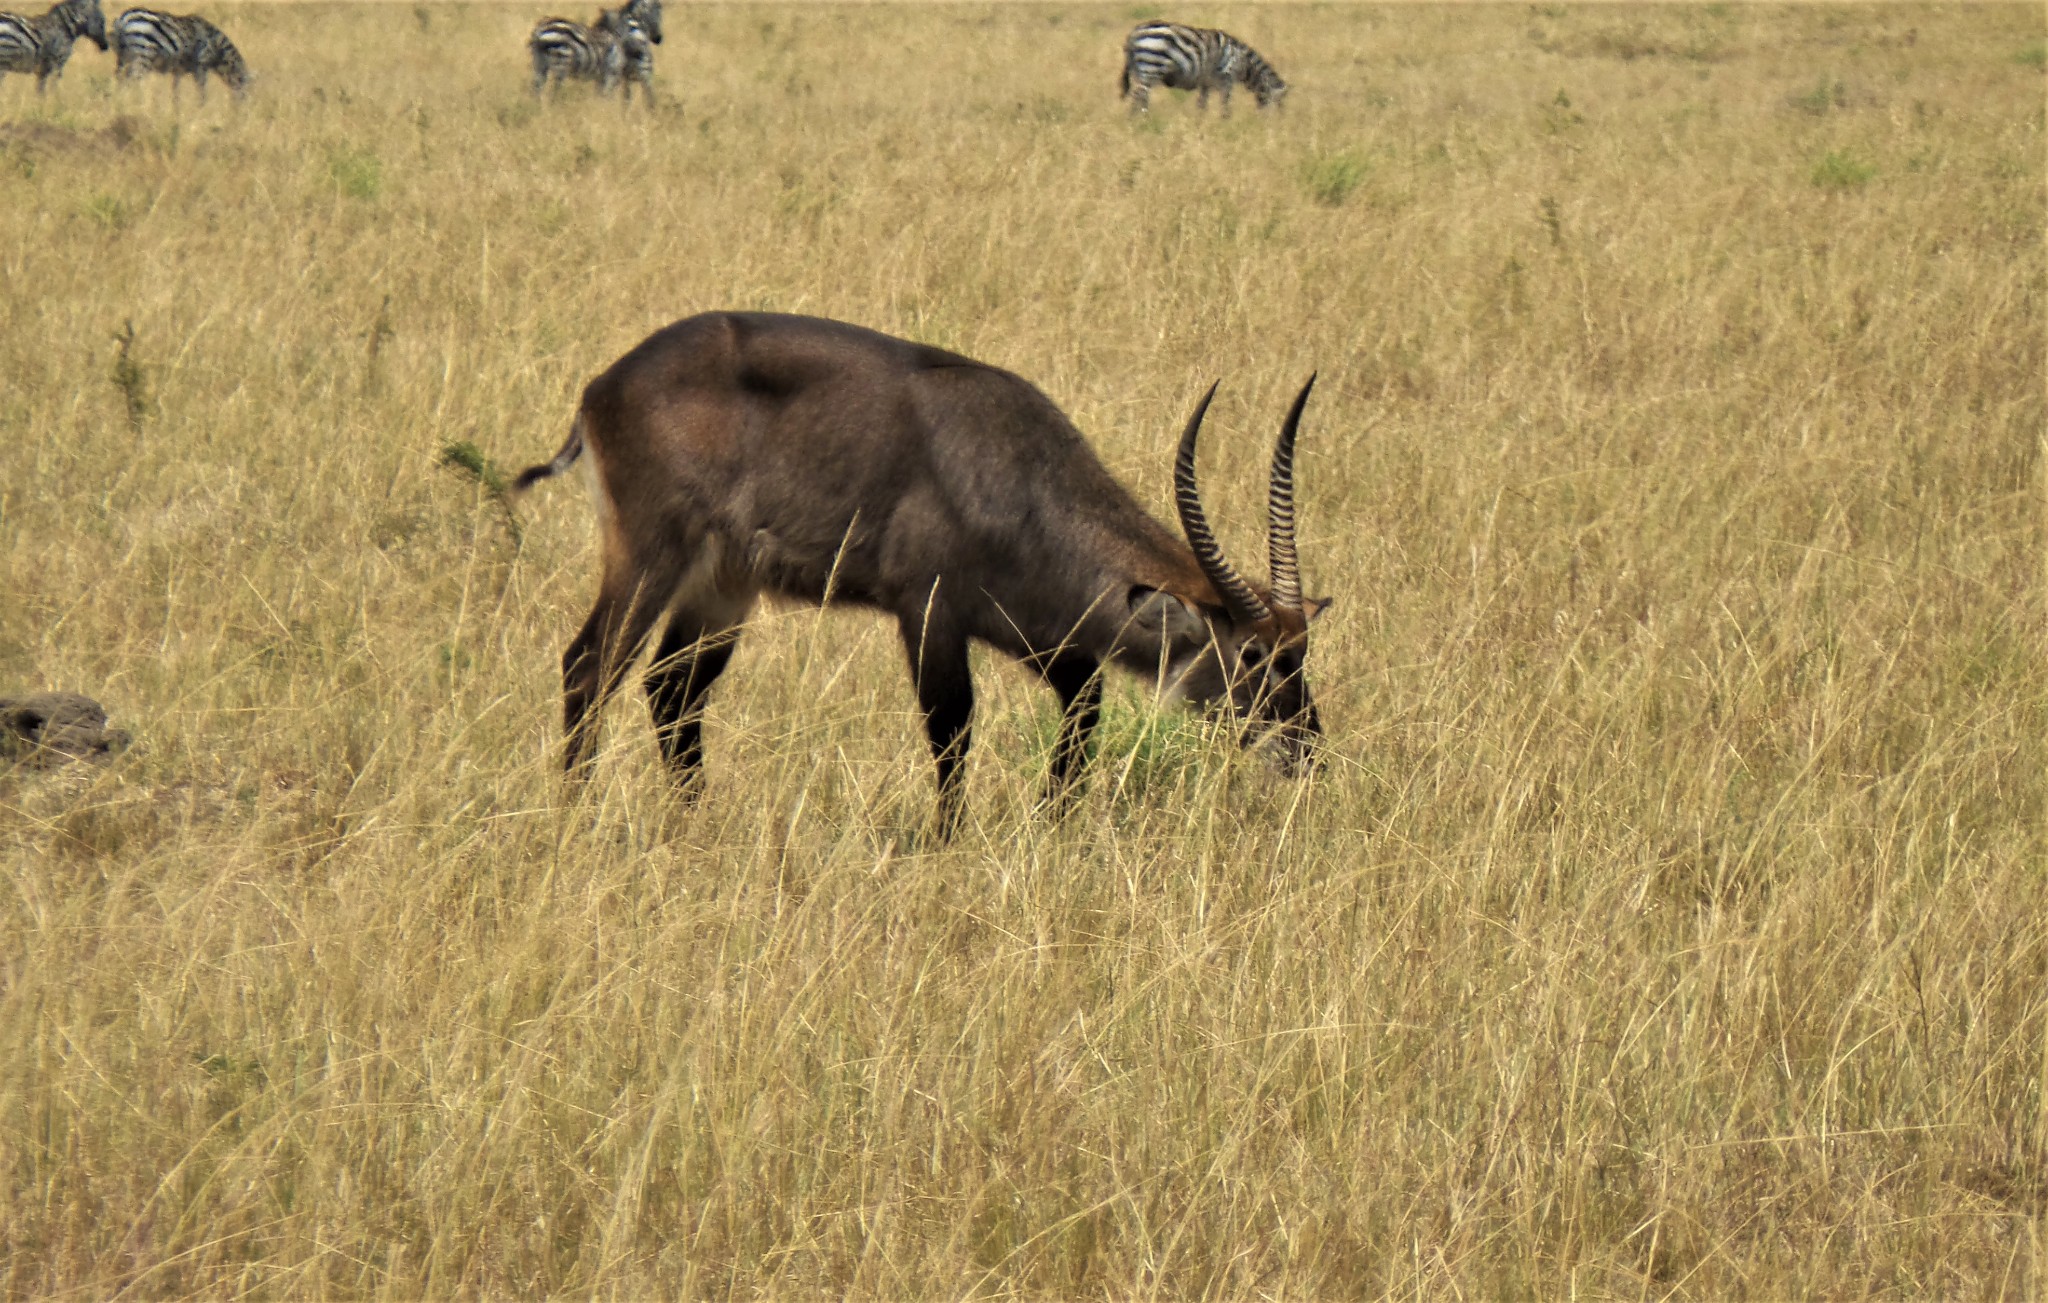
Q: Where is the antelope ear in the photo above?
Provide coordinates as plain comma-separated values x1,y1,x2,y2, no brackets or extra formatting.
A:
1127,586,1211,640
1302,596,1333,624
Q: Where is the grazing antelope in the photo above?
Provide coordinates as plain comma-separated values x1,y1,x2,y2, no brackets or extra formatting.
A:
1121,21,1287,116
516,312,1328,834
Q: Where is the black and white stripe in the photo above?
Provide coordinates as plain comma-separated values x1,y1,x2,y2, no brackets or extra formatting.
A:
605,0,658,48
0,0,107,94
113,7,248,100
530,9,651,103
596,1,654,101
1120,21,1287,116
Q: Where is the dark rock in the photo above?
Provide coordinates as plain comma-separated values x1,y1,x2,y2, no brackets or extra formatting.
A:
0,692,132,767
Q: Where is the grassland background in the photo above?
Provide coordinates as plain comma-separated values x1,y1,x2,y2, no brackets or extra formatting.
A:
1,2,2042,1296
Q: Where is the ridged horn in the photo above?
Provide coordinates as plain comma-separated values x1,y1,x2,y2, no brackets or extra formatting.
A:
1267,373,1315,614
1174,383,1273,626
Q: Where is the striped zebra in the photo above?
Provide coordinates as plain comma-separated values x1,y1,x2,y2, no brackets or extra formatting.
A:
530,11,651,103
0,0,108,94
596,2,654,101
113,8,249,101
1120,22,1287,116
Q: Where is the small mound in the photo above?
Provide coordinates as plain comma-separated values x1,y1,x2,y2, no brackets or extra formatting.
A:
0,692,132,767
0,115,142,154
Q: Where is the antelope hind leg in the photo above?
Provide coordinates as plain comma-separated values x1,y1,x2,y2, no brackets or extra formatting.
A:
643,590,754,798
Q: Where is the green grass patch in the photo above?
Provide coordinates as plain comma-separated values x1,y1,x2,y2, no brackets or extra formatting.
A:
1812,149,1877,188
1791,78,1848,114
327,146,383,200
1303,150,1369,207
79,194,134,230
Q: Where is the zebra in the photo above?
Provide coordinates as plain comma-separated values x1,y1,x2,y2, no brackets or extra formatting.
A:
0,0,108,94
596,4,653,101
1120,22,1287,117
113,8,249,101
530,11,651,103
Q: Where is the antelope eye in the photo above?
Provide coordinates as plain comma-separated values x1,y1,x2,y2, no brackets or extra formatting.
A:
1240,643,1266,666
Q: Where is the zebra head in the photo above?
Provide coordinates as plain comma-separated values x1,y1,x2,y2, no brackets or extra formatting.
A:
1246,59,1286,110
221,53,250,97
213,34,251,97
624,0,659,45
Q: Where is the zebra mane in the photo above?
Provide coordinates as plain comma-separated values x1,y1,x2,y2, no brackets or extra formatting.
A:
594,7,647,48
29,0,102,50
47,0,92,33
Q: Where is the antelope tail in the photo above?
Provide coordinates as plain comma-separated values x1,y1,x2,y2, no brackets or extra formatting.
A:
514,412,586,491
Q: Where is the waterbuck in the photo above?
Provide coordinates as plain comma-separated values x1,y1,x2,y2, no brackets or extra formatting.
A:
516,311,1328,833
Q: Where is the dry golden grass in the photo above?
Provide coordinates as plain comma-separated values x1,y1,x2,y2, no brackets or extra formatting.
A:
1,1,2042,1296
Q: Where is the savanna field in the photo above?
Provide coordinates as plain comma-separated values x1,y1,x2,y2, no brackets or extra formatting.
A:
1,1,2042,1295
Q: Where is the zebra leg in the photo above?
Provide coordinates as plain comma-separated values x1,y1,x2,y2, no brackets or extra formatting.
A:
1128,79,1149,115
1220,81,1233,118
195,67,208,103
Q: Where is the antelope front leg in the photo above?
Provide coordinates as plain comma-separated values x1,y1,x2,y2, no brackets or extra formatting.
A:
901,612,974,841
1040,655,1102,816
